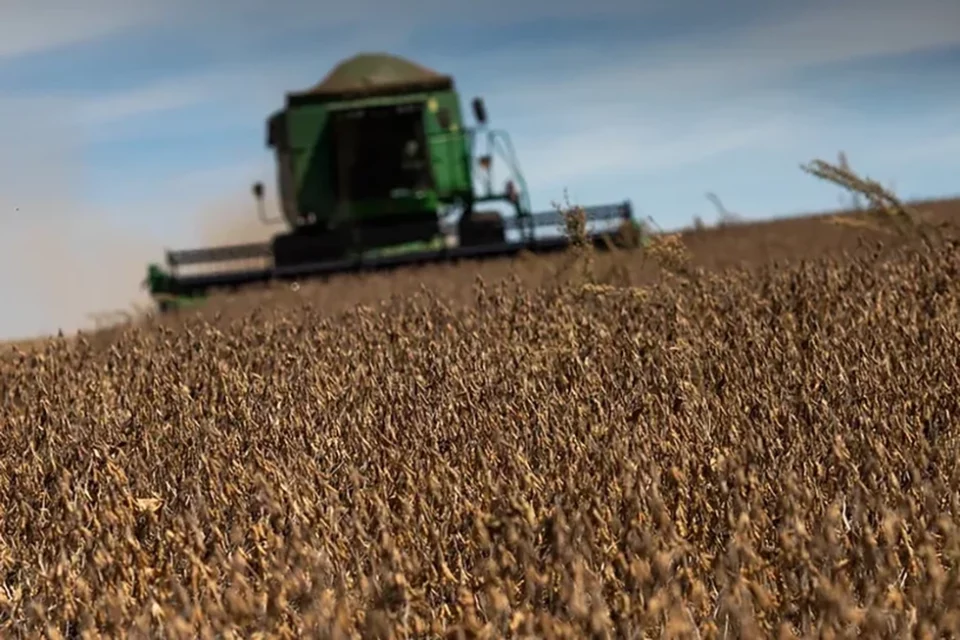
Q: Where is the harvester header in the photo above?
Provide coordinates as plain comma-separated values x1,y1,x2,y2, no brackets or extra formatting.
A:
146,53,637,310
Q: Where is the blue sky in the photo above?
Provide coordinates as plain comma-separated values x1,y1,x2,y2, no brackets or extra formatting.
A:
1,0,959,340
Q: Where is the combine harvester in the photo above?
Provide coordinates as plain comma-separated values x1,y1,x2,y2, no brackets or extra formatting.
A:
145,53,638,311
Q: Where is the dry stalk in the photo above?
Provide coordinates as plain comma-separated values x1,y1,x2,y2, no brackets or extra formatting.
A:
2,175,960,638
800,157,942,247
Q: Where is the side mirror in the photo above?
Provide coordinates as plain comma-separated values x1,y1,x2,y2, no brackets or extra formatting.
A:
472,97,487,125
252,182,264,200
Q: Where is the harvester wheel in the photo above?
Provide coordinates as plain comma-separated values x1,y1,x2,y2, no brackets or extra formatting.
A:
459,210,506,247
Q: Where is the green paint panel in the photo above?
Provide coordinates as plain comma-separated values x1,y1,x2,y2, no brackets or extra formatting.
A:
272,88,473,229
424,91,473,200
286,105,333,218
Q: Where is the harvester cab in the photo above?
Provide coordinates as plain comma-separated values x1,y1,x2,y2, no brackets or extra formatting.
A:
145,53,637,310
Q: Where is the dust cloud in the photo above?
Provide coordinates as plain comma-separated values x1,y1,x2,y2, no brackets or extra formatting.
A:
0,194,289,341
0,213,164,341
0,188,292,342
0,84,302,342
0,97,161,341
194,187,282,247
0,94,284,342
175,188,287,278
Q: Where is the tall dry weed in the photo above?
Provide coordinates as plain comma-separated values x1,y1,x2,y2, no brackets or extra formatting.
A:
802,157,946,248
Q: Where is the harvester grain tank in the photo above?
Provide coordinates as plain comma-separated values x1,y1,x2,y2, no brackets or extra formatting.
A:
146,53,637,310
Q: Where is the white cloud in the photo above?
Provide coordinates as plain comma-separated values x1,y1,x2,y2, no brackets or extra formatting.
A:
12,0,954,138
0,0,667,62
741,0,960,64
483,0,960,106
0,0,173,59
178,0,667,32
4,0,955,72
515,111,796,192
75,83,209,125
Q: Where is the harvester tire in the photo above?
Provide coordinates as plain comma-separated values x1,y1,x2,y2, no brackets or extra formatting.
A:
459,211,506,247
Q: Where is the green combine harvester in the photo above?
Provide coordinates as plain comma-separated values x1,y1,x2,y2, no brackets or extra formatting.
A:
146,53,637,311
